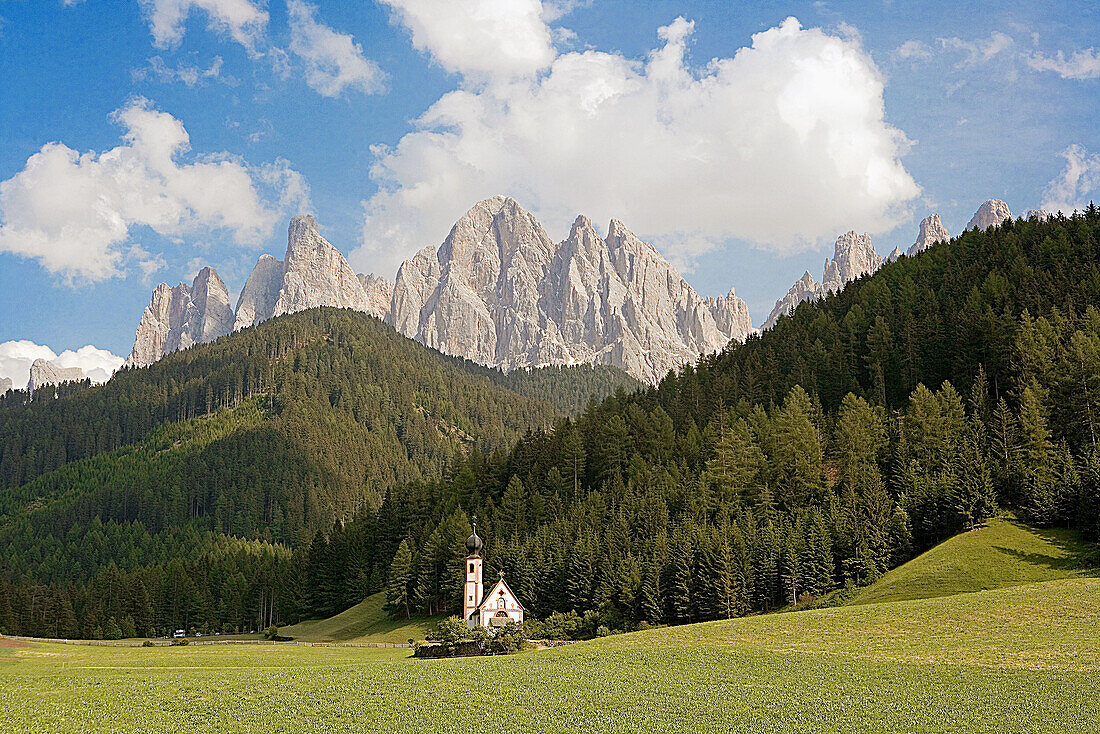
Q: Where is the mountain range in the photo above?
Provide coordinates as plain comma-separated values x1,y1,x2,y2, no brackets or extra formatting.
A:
123,196,753,384
53,195,1039,388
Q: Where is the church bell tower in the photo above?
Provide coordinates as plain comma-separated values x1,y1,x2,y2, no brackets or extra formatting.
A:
463,520,484,627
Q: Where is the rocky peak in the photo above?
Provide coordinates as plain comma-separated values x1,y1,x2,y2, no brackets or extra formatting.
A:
273,215,369,318
966,199,1012,231
234,255,284,331
907,214,951,256
388,196,752,384
1027,209,1053,221
125,267,233,368
0,376,12,393
28,358,85,393
765,230,882,330
822,231,881,294
764,271,823,330
887,246,903,263
232,216,371,333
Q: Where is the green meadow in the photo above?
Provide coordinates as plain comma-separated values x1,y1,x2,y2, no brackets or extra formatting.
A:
850,514,1095,605
279,591,440,644
1,576,1096,733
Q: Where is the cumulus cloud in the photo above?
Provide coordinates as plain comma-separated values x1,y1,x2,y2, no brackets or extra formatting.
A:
0,98,310,282
140,0,268,52
287,0,387,97
380,0,556,80
354,16,920,276
1041,144,1100,214
939,31,1013,66
1027,48,1100,80
0,340,123,388
896,40,933,61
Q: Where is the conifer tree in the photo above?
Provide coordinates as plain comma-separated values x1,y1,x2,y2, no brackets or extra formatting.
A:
386,539,412,619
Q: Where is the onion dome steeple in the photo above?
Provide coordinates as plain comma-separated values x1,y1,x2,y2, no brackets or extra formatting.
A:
465,518,483,557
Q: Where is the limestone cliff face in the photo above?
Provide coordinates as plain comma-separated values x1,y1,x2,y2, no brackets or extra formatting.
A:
233,216,377,331
233,255,285,331
0,376,12,393
966,199,1012,231
358,273,393,319
764,231,882,329
125,267,234,368
27,359,85,393
906,214,951,256
388,196,752,384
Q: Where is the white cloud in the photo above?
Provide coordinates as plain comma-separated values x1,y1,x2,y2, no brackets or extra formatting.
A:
380,0,556,80
1041,144,1100,214
140,0,268,52
939,31,1013,66
896,40,933,61
1027,48,1100,79
287,0,387,97
541,0,589,23
0,98,309,282
133,55,225,87
0,340,123,388
354,16,920,276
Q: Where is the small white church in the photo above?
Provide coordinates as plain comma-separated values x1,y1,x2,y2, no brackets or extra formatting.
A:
463,523,525,629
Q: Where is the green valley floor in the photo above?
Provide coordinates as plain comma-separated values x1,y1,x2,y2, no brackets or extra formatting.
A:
2,575,1098,733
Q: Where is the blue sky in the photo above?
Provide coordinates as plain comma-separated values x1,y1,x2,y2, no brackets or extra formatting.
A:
1,0,1099,367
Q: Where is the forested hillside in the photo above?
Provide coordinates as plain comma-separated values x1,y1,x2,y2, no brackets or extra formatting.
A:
350,209,1100,628
0,309,634,637
4,210,1100,639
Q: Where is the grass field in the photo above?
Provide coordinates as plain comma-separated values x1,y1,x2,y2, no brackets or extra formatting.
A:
850,515,1096,606
2,577,1097,733
279,592,440,644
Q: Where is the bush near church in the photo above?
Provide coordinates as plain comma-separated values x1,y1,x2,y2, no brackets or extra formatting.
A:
414,617,528,658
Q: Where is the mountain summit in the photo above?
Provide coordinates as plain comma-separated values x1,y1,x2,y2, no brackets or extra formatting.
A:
125,266,234,368
389,196,753,384
125,199,751,383
235,214,382,331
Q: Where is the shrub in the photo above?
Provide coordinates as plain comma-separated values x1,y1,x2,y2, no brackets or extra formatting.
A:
428,616,473,654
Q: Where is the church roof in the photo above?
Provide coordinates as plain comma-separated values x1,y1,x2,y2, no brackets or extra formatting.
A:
475,575,526,613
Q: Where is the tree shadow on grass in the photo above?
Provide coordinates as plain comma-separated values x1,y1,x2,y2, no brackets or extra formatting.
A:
991,520,1100,577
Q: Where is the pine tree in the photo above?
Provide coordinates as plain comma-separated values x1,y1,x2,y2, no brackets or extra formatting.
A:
386,539,413,619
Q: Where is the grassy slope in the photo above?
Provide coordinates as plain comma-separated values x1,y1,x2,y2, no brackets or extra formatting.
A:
279,592,442,644
1,578,1097,733
851,515,1095,606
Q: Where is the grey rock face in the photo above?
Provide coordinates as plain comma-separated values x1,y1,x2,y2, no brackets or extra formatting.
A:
0,376,11,393
234,216,372,331
887,246,903,263
274,216,370,318
1027,209,1053,221
233,255,284,331
27,359,85,393
125,267,234,368
966,199,1012,231
821,231,882,294
388,196,752,384
357,273,394,319
906,214,951,256
764,231,882,330
764,271,823,330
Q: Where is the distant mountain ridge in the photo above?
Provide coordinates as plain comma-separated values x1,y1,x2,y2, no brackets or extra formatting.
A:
763,199,1010,330
124,196,753,384
389,196,753,384
122,195,1034,381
